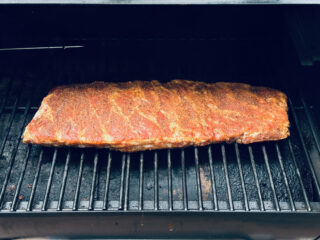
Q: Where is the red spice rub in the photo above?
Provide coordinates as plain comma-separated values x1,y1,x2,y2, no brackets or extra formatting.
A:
23,80,289,152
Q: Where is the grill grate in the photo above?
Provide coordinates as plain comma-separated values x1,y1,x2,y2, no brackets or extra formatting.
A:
0,89,319,212
0,38,319,214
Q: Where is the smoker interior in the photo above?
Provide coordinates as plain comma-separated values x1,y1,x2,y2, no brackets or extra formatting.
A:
0,5,320,239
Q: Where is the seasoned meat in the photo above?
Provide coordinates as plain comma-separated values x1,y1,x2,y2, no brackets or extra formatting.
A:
22,80,289,152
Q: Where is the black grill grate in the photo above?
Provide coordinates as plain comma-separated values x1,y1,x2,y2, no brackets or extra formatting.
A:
0,80,319,213
0,36,319,214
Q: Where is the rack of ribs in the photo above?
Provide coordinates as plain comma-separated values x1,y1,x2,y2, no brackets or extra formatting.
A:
23,80,289,152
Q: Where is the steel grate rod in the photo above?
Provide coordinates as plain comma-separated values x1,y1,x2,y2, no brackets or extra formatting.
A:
154,152,159,210
27,149,44,211
167,149,173,211
124,154,130,211
300,96,320,153
0,101,6,116
194,147,203,210
287,138,312,211
248,146,265,211
208,146,218,210
262,145,280,211
103,152,112,210
0,45,84,51
0,101,30,207
234,143,249,211
0,81,13,139
221,145,233,211
181,149,188,210
119,154,126,210
275,143,296,211
89,152,99,210
10,145,31,211
0,81,12,117
138,152,144,210
57,150,71,211
288,98,320,196
0,98,18,155
72,151,85,211
42,148,58,211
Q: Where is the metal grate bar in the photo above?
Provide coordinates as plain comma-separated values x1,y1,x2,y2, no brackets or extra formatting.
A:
0,98,18,155
0,82,12,146
0,101,6,116
288,98,320,196
0,101,30,206
0,81,12,117
154,152,158,210
0,46,84,51
138,152,144,210
262,145,280,211
208,146,218,210
103,152,112,210
194,147,203,210
287,138,311,211
119,154,126,210
89,152,99,210
181,149,188,210
42,148,58,211
300,96,320,153
72,151,84,211
167,149,173,211
10,145,31,211
275,143,296,211
57,150,71,211
221,144,233,211
124,154,130,211
27,149,44,211
248,146,265,211
234,143,249,211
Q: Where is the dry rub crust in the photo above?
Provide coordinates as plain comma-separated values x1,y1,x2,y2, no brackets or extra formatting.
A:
23,80,289,152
